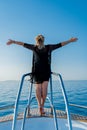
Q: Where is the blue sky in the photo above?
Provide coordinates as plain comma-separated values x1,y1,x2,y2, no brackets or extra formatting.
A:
0,0,87,81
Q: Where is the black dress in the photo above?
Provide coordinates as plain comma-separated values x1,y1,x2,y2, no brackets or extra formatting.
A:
24,43,62,83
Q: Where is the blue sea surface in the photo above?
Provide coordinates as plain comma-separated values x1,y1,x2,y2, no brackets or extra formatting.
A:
0,79,87,117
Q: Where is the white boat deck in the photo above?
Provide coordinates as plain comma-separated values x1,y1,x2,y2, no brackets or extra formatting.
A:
0,117,87,130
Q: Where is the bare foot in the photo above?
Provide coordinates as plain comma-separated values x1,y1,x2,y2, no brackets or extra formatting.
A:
39,107,45,116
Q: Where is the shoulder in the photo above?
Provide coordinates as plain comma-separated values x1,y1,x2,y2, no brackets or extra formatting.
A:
24,43,34,46
45,44,51,48
24,43,35,50
46,43,62,51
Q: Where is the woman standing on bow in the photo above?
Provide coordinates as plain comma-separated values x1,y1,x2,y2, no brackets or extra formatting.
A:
7,35,78,115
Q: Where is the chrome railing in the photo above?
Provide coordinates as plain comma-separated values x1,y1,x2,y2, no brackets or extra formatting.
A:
70,104,87,109
52,72,72,130
21,95,58,130
12,73,31,130
11,72,73,130
46,96,58,130
21,83,34,130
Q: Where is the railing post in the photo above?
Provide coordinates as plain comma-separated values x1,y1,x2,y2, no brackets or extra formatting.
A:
58,74,72,130
46,97,58,130
21,82,33,130
27,83,33,116
12,73,31,130
50,73,53,114
51,72,72,130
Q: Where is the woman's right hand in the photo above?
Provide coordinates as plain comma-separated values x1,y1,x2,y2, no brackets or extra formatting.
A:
7,39,15,45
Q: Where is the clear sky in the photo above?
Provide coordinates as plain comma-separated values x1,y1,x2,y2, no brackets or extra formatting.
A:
0,0,87,81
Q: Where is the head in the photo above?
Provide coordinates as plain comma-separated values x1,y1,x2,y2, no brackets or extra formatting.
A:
35,34,45,48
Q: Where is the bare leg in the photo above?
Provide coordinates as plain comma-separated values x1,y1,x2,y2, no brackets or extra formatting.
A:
35,83,42,107
41,81,48,108
35,81,48,115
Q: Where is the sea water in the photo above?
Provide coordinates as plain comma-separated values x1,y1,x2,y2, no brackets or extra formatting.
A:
0,79,87,117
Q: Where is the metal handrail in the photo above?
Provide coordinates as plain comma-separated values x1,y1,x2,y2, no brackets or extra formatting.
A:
12,73,31,130
21,95,58,130
12,72,72,130
49,74,53,114
12,72,59,130
21,78,58,130
70,104,87,109
52,72,72,130
46,97,58,130
21,84,34,130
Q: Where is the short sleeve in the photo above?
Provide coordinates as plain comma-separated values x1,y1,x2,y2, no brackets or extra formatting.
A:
24,43,34,50
49,43,62,51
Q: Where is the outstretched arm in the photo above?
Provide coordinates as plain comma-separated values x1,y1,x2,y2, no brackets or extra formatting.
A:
61,37,78,46
7,39,24,46
49,37,78,51
7,39,34,50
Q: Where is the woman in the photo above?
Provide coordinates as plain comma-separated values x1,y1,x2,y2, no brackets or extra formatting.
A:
7,35,78,115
